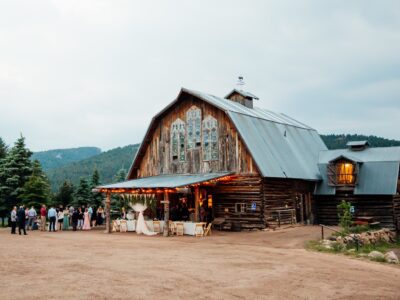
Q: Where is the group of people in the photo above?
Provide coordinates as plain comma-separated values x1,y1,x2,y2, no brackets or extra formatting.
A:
9,204,105,235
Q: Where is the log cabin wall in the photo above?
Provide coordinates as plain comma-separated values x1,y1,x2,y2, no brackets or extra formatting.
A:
263,178,315,226
315,195,397,230
212,175,264,229
136,94,258,178
393,195,400,231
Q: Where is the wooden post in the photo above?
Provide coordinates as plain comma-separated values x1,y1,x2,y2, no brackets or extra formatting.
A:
105,192,111,233
163,191,169,237
194,186,200,222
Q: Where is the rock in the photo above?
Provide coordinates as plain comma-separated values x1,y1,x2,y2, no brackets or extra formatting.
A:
336,236,343,244
384,251,399,264
368,251,385,260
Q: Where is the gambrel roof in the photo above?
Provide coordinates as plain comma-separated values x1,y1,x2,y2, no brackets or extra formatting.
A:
127,88,327,180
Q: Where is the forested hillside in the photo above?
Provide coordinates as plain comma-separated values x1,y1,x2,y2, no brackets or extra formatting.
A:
320,134,400,150
32,147,101,170
46,144,140,191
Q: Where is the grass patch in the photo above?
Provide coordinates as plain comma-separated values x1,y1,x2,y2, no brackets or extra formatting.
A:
307,237,400,263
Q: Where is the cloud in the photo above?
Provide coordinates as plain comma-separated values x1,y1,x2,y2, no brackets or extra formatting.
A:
0,0,399,151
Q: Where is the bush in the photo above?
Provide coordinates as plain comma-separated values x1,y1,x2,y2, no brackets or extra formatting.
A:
337,200,352,231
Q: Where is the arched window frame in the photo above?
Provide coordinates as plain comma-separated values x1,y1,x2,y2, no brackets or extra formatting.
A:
171,118,186,162
202,115,218,161
186,106,202,150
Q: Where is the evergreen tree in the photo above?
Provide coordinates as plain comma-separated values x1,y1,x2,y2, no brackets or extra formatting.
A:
111,168,127,212
114,168,126,183
20,160,50,208
90,169,103,207
0,135,32,213
0,137,8,159
73,177,91,207
0,137,9,223
55,181,75,208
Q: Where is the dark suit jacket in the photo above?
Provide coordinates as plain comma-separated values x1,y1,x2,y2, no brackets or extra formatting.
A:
17,208,26,225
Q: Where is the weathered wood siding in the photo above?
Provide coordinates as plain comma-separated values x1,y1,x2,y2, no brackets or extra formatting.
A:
315,195,397,230
135,94,258,178
212,175,264,229
393,195,400,231
263,178,314,226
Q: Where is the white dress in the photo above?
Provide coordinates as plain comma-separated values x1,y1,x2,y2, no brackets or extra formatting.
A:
132,204,157,236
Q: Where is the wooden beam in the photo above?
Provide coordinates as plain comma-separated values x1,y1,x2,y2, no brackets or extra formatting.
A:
194,186,200,222
105,192,111,234
163,191,170,237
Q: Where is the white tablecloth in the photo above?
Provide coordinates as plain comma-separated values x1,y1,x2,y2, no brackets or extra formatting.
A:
124,220,198,235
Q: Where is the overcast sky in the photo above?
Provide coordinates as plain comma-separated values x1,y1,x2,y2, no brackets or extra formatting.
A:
1,0,399,152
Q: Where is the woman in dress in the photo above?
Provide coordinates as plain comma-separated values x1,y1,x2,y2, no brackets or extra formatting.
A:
82,208,91,230
97,206,104,226
57,208,64,231
63,207,70,230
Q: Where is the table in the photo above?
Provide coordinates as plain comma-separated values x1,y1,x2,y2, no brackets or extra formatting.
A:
124,220,202,236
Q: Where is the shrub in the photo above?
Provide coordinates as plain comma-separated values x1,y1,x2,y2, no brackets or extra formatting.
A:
337,200,352,231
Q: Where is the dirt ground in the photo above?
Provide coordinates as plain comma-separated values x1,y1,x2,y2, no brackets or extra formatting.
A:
1,226,399,300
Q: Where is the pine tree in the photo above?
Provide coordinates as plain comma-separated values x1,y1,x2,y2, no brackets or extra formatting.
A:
111,168,127,212
20,160,50,208
0,137,7,160
0,135,32,213
54,181,75,208
73,177,91,207
114,168,126,183
90,169,103,207
0,137,9,224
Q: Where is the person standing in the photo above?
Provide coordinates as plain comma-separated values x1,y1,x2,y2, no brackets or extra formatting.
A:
63,207,70,230
97,206,104,226
17,206,27,235
57,209,64,231
88,205,93,221
71,208,79,231
77,207,84,230
82,208,91,230
69,205,74,225
48,206,57,232
27,206,37,230
10,206,17,234
40,205,47,231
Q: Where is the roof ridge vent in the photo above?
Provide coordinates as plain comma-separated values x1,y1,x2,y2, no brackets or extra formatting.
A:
346,140,369,151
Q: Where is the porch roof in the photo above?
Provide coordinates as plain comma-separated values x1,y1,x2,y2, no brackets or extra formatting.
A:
97,172,232,190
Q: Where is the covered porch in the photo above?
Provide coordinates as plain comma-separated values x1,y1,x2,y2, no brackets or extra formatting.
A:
95,172,233,236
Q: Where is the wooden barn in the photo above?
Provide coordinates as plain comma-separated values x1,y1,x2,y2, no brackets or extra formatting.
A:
314,141,400,230
98,88,328,231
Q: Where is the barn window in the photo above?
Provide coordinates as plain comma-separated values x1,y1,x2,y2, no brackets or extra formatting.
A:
186,106,202,150
171,118,186,161
202,115,218,161
327,159,357,186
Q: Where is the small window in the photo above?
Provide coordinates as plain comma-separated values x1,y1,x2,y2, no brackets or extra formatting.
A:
327,159,357,186
235,203,246,213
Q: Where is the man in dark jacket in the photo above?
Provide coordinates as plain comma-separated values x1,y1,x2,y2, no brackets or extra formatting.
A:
71,208,79,231
17,205,27,235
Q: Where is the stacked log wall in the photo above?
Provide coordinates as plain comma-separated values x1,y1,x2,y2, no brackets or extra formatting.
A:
393,195,400,231
213,175,264,229
262,178,314,226
315,195,397,230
